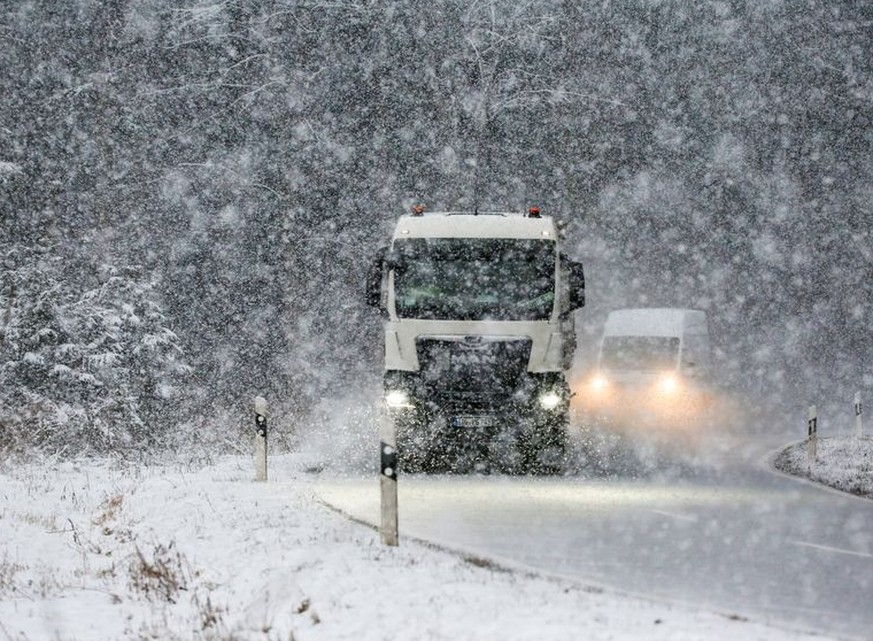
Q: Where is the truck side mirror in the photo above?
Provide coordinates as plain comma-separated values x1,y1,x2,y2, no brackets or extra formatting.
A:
567,260,585,310
365,246,387,308
384,247,401,269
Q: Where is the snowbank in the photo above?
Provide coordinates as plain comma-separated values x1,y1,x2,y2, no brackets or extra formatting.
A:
774,435,873,498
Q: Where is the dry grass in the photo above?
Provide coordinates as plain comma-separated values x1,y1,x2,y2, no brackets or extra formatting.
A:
0,556,25,597
17,510,59,531
93,493,123,527
128,541,192,603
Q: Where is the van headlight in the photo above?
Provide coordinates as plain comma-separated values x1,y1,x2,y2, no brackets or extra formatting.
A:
657,374,680,394
538,390,563,410
385,389,413,408
590,374,609,392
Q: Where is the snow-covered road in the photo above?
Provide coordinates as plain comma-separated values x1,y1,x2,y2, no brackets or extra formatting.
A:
314,434,873,639
1,439,850,641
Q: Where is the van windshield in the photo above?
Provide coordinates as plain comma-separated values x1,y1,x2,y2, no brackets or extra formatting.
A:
600,336,680,370
393,238,555,320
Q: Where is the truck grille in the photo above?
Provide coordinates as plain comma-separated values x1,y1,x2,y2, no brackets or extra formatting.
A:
415,338,532,412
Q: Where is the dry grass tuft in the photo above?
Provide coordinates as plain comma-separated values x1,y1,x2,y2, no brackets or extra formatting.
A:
0,556,25,597
128,541,191,603
18,511,59,530
93,494,124,526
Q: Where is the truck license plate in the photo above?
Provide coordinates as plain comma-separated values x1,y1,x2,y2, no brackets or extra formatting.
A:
451,415,496,429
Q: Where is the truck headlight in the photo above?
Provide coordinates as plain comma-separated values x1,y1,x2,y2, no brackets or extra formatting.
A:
385,389,412,408
538,390,563,410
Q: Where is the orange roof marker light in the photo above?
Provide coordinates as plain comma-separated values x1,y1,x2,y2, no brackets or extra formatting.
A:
411,204,425,216
527,206,541,218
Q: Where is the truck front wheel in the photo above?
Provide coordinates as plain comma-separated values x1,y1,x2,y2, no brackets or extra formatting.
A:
393,407,453,473
521,411,569,475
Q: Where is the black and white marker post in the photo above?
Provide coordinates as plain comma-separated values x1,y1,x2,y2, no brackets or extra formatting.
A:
255,396,268,482
855,392,864,439
379,406,399,546
807,404,817,466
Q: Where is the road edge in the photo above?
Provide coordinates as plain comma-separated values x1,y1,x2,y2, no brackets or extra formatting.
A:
312,486,832,640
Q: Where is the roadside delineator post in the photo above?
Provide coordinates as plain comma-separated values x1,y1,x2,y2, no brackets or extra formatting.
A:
255,396,268,482
855,392,864,439
380,405,399,546
807,404,817,466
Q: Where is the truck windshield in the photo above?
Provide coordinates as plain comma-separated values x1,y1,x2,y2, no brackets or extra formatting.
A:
600,336,680,370
393,238,555,320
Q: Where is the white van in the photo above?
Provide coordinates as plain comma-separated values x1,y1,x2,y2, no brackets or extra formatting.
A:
598,308,710,378
582,308,712,427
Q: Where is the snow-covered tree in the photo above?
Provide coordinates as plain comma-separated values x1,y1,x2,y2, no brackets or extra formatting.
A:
0,246,189,456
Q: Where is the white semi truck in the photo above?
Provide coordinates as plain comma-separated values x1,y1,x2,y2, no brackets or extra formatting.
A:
366,208,585,473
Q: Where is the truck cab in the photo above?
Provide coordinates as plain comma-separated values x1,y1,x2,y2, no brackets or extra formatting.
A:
366,208,585,473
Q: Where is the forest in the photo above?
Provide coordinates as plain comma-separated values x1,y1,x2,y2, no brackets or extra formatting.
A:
1,0,871,456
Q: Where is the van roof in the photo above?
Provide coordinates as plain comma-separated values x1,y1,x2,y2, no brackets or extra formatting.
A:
603,308,708,337
392,213,558,241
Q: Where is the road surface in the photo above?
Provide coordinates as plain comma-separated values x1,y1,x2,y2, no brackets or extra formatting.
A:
312,429,873,639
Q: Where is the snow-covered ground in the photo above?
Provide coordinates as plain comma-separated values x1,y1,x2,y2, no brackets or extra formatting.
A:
774,435,873,498
0,452,837,641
